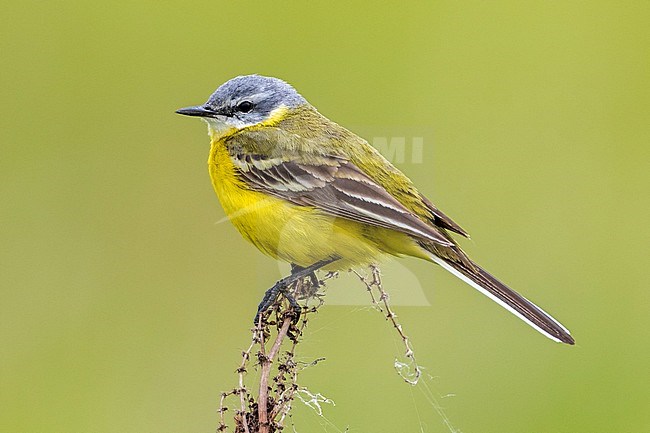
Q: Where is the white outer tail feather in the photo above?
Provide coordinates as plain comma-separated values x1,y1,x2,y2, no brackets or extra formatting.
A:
429,255,571,343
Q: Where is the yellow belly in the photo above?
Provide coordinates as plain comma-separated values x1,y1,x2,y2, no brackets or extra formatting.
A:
207,139,425,269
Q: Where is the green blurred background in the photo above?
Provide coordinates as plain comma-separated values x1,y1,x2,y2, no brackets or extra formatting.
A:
2,1,649,432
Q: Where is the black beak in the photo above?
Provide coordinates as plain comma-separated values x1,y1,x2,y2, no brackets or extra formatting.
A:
175,105,218,118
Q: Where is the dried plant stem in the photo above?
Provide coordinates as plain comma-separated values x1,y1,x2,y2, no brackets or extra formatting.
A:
258,316,292,433
354,265,421,385
217,271,334,433
217,264,419,432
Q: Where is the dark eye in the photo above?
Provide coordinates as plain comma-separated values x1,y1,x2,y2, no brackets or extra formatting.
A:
237,101,254,113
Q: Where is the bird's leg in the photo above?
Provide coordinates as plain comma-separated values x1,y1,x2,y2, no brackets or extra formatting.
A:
254,257,338,325
290,263,321,291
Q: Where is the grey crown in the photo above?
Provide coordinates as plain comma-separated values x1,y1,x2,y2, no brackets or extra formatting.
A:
205,75,308,124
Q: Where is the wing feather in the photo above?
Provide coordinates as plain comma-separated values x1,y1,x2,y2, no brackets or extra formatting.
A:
232,153,454,247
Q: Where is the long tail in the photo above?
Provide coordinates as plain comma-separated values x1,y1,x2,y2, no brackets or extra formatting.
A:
430,255,575,345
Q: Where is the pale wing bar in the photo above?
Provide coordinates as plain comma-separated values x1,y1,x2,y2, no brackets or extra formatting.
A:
231,153,453,246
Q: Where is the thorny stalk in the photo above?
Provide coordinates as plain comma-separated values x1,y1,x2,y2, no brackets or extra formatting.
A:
258,316,292,433
217,271,337,433
353,265,422,385
217,323,259,432
217,265,420,432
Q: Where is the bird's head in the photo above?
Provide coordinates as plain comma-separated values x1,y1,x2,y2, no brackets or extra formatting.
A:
176,75,308,137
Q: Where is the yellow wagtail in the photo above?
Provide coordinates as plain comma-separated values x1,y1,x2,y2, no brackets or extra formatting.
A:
176,75,574,345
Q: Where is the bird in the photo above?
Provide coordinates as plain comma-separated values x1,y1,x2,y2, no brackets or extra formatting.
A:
176,74,574,345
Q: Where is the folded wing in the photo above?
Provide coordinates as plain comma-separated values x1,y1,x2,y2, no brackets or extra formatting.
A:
230,152,454,247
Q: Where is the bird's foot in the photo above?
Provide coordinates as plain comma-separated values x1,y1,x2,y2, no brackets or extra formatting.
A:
253,257,339,326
